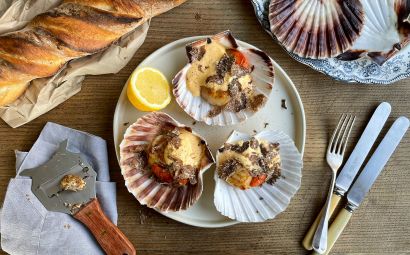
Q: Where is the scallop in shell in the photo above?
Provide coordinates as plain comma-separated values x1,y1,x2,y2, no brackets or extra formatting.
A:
172,30,274,126
269,0,365,59
214,130,303,222
119,112,214,212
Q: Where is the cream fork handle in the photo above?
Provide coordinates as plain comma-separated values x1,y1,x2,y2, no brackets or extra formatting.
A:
312,170,337,254
311,208,353,255
302,193,342,250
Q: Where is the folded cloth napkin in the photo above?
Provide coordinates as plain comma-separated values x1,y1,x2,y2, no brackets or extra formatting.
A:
0,122,117,255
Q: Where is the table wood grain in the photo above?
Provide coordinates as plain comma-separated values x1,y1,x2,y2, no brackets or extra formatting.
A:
1,1,409,254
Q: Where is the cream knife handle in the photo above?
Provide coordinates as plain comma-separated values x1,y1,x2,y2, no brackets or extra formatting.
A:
302,193,342,250
311,207,353,255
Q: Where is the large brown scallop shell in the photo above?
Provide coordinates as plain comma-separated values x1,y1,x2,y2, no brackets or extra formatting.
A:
269,0,365,59
119,112,214,212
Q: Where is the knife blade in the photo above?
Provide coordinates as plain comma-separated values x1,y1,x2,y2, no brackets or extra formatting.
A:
335,102,391,196
302,102,391,250
313,116,409,255
347,116,409,210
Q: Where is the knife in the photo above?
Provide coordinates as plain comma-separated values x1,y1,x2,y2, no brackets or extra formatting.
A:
303,102,391,250
312,116,409,255
20,140,136,255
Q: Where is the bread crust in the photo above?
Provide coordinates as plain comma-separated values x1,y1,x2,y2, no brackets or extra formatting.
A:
0,0,186,106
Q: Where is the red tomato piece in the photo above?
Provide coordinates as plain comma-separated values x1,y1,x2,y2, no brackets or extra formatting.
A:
151,164,173,183
178,178,189,186
250,174,267,187
228,49,250,69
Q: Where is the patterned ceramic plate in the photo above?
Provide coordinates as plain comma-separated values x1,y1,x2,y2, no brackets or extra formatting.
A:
251,0,410,84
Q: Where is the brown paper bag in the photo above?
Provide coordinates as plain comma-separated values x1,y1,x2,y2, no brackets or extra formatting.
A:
0,0,150,128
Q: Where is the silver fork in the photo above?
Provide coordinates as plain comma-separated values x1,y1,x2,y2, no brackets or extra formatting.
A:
312,114,356,254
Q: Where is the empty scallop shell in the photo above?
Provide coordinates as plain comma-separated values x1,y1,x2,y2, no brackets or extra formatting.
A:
269,0,365,59
214,130,302,222
172,30,274,126
119,112,214,212
337,0,410,65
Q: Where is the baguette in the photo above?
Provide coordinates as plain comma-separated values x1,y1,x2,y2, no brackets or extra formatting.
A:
0,0,186,106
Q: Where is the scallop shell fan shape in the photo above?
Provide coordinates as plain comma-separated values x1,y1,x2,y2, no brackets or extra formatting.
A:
172,30,275,126
119,112,214,212
214,130,303,222
269,0,365,59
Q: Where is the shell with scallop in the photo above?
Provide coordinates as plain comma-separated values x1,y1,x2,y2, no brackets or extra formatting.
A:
269,0,410,65
172,31,275,126
213,130,303,222
119,112,214,212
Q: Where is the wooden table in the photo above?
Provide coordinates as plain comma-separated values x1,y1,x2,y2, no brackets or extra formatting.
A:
1,1,409,254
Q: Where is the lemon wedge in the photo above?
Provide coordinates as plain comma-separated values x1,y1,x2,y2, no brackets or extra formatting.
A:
127,67,171,111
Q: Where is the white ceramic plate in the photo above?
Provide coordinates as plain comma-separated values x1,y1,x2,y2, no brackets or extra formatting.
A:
113,36,306,228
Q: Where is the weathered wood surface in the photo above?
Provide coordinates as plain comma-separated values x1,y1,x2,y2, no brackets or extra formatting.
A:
0,1,409,254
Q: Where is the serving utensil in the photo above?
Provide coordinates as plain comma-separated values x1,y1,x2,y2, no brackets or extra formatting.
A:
20,140,136,255
312,114,355,254
303,102,391,250
312,116,409,255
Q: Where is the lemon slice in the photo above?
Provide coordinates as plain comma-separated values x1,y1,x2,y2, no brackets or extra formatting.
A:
127,67,171,111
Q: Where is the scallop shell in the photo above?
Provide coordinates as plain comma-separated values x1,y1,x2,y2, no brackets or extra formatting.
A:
119,112,214,212
269,0,365,59
337,0,410,65
214,130,302,222
172,30,274,126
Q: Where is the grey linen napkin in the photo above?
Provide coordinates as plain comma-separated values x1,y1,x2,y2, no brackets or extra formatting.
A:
0,122,117,255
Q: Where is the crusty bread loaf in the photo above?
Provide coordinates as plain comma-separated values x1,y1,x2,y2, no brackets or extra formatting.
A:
0,0,186,106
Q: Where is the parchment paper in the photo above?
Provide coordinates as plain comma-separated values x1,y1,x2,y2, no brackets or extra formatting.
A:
0,0,150,128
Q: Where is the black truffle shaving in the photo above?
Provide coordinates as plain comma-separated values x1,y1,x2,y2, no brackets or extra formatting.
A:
249,138,259,149
257,157,268,172
229,140,250,153
266,168,281,185
135,151,148,170
227,78,241,96
216,54,235,77
206,74,224,85
231,64,250,77
188,45,206,62
225,93,247,112
218,159,241,179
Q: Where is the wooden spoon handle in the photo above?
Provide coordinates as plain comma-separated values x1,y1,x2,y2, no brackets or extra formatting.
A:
74,198,136,255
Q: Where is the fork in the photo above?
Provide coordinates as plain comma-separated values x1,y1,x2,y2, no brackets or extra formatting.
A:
312,114,356,254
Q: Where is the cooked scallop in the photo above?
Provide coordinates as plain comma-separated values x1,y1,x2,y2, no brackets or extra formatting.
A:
213,130,303,222
119,112,214,212
172,30,274,126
